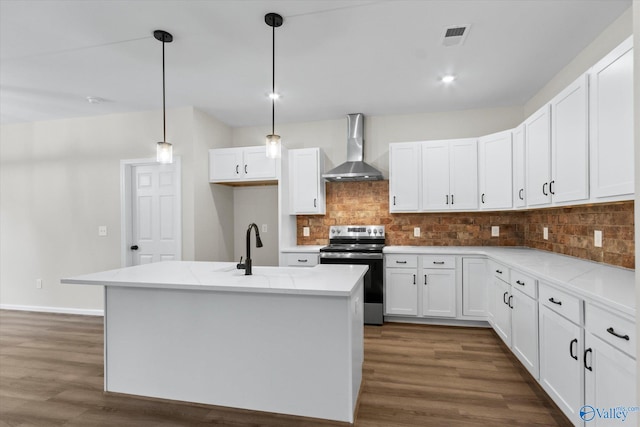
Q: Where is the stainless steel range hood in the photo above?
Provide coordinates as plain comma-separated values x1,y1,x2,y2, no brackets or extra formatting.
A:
322,113,384,182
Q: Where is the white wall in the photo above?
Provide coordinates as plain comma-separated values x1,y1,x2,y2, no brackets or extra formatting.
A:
232,186,279,266
0,107,232,313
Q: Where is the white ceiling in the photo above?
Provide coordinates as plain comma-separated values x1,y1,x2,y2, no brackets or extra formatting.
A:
0,0,631,127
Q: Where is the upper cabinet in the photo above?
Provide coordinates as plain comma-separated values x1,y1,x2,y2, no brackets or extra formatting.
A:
478,130,513,210
525,104,552,207
589,36,634,200
209,146,277,184
389,142,420,212
421,138,478,211
512,124,526,208
289,148,326,215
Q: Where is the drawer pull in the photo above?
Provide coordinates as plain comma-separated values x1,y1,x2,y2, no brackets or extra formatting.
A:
396,260,407,264
515,280,525,286
606,327,630,341
548,297,562,305
297,259,308,263
433,261,445,265
584,348,593,372
569,338,578,360
495,269,503,274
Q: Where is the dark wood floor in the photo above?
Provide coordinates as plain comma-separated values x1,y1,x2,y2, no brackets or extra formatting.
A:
0,310,572,426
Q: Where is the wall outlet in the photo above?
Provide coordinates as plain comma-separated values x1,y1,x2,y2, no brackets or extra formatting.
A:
36,279,42,289
98,225,107,236
261,224,268,233
543,227,549,240
594,230,603,247
303,227,310,237
414,227,420,237
491,226,499,237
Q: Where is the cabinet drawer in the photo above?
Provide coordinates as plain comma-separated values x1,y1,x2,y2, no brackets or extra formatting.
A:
489,261,510,283
539,282,582,324
421,255,455,269
586,303,635,358
386,254,418,269
510,270,537,299
286,253,319,267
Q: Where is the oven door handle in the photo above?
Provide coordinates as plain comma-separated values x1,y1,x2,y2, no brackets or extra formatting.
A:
320,252,384,260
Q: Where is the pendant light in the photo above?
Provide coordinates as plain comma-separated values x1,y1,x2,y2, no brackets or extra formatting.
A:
265,13,283,159
154,30,174,164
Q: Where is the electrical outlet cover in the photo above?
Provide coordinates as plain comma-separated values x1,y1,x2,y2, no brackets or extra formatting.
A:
491,226,499,237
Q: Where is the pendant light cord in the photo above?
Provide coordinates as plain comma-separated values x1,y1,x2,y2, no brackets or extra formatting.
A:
162,39,166,142
271,23,275,136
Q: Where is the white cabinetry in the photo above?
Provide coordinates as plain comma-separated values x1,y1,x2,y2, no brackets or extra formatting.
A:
420,256,456,318
478,130,512,210
209,147,277,184
285,252,319,267
289,148,325,214
461,258,487,317
589,37,634,200
538,283,584,425
512,124,526,208
525,105,552,207
389,143,420,212
490,273,512,346
385,255,418,316
550,74,589,204
421,139,478,211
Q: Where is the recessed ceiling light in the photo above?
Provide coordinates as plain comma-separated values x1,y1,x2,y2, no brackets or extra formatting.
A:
441,75,456,83
86,96,106,104
268,92,280,100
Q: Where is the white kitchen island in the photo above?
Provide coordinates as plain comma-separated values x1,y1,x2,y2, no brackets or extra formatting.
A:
61,261,367,423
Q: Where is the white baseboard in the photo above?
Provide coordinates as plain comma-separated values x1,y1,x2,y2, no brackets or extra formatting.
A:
0,304,104,316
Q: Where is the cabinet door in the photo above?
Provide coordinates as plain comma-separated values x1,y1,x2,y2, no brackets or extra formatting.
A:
290,148,324,214
462,258,487,317
243,147,277,179
525,105,552,207
209,148,243,182
421,269,456,318
385,268,418,316
479,131,513,210
512,124,526,208
551,74,589,204
449,139,478,210
511,288,539,379
389,143,420,212
590,37,634,199
539,305,583,425
492,278,512,347
584,334,637,426
420,141,450,210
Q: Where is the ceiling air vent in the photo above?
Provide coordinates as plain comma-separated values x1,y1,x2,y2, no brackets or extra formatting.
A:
442,25,470,47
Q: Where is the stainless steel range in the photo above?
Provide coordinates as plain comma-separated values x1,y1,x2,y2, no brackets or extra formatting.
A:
319,225,385,325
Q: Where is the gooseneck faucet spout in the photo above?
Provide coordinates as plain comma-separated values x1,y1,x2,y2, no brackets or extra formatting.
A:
237,223,263,275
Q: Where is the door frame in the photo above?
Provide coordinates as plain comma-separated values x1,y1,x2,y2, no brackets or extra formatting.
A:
120,157,182,267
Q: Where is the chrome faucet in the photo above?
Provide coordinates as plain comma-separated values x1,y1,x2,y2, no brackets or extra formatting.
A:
236,223,263,275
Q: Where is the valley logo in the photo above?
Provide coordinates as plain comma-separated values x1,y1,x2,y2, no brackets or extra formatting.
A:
580,405,640,422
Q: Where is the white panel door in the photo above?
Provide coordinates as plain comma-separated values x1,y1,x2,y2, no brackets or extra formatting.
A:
389,142,420,212
551,74,589,204
209,148,243,181
525,105,552,207
131,163,180,265
385,268,418,316
511,288,539,379
492,278,512,347
479,131,512,210
290,148,322,214
449,139,479,210
243,146,277,179
512,124,526,208
462,258,487,317
420,141,450,210
421,269,456,318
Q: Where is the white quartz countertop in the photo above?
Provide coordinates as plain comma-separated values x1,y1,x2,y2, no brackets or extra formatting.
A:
62,261,368,297
384,246,636,317
280,245,324,253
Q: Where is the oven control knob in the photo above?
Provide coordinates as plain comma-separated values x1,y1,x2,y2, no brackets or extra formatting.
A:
378,228,383,235
372,229,377,235
367,228,372,234
336,229,341,234
331,229,336,234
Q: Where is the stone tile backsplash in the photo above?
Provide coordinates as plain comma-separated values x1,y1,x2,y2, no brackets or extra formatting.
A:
296,181,634,269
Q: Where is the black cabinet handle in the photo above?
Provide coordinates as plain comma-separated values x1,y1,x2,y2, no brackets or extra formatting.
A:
396,260,407,264
503,292,508,305
569,338,578,360
424,275,427,285
495,269,503,274
606,327,630,341
235,165,239,174
446,194,449,205
584,348,593,371
130,245,139,251
508,295,513,309
481,193,485,204
413,274,416,285
393,196,396,206
244,165,248,174
451,194,454,205
313,198,317,208
542,182,548,196
519,188,524,200
433,261,445,265
548,297,562,305
297,259,308,263
550,180,555,195
515,280,525,286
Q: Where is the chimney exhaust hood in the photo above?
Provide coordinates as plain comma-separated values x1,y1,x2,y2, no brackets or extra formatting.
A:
322,113,384,182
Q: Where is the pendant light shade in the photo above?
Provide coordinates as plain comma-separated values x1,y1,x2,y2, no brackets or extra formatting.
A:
154,30,174,164
265,13,283,159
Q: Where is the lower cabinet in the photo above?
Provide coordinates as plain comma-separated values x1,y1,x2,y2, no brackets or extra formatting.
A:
539,304,584,425
461,258,487,317
385,264,418,316
510,287,539,378
285,252,319,267
490,276,512,346
421,268,456,317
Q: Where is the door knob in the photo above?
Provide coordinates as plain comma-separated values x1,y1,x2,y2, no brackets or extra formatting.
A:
130,245,139,250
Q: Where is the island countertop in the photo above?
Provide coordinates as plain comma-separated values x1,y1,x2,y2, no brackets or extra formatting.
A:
62,261,368,298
